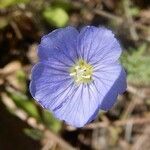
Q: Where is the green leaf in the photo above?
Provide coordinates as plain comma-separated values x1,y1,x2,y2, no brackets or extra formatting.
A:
16,70,26,81
121,44,150,86
0,0,29,8
52,0,72,11
129,7,140,16
8,92,40,120
42,7,69,27
24,128,43,140
16,70,27,92
42,110,62,132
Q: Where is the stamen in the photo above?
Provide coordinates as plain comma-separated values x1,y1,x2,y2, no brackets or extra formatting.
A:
69,59,93,84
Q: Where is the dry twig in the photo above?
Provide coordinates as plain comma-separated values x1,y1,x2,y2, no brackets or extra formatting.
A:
84,117,150,130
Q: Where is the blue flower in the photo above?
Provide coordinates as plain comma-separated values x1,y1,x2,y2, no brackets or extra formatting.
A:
29,26,127,127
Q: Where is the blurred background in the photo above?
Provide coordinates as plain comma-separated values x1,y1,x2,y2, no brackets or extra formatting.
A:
0,0,150,150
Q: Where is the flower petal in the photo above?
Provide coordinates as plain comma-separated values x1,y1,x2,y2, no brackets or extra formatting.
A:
53,84,100,127
38,26,79,66
30,62,76,111
77,26,122,65
93,63,127,110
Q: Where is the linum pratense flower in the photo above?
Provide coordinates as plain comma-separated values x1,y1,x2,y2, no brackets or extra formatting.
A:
29,26,126,127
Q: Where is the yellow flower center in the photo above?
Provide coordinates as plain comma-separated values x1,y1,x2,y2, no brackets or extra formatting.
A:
69,59,93,84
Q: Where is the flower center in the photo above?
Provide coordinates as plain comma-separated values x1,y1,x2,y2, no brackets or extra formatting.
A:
69,59,93,84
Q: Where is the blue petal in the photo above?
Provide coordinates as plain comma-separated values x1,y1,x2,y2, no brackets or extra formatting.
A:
100,68,126,110
93,63,127,110
53,84,100,127
30,62,75,111
77,26,122,65
38,26,79,66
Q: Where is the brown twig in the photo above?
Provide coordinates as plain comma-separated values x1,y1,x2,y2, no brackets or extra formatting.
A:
92,8,150,42
94,9,122,23
127,84,150,99
84,117,150,129
94,8,149,32
122,0,139,41
131,126,150,150
10,20,23,40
